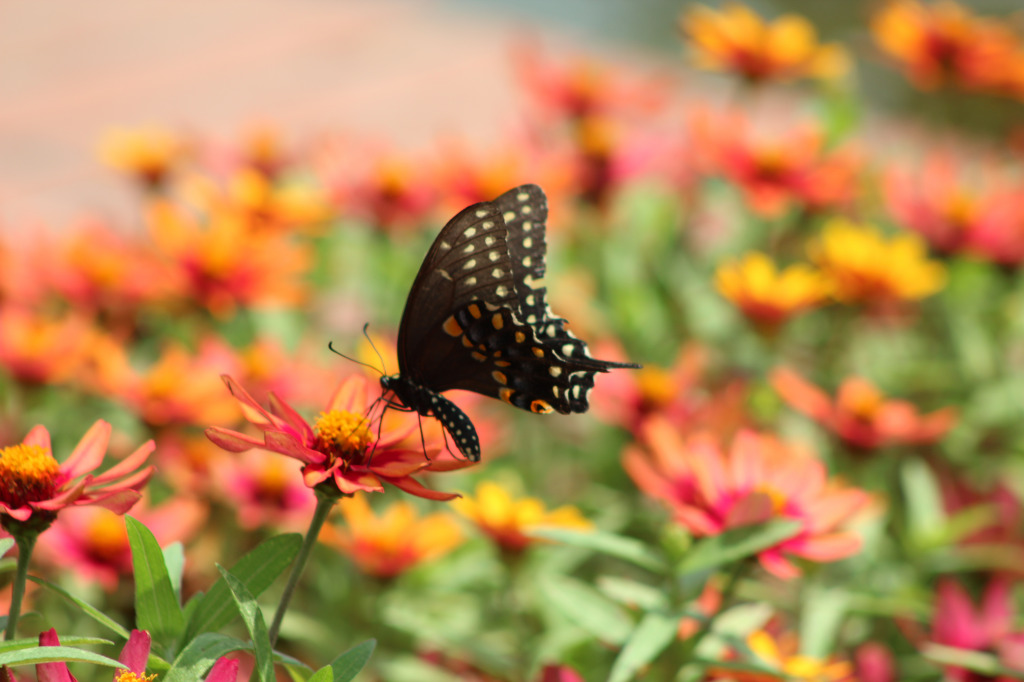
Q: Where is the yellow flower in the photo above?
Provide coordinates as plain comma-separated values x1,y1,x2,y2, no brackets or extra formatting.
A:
320,494,463,578
809,218,946,305
99,126,185,188
680,3,849,84
715,252,828,331
715,629,853,681
452,481,592,552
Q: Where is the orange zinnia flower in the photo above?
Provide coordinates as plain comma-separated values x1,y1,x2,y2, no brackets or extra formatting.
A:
885,155,1012,256
715,252,828,331
681,3,849,84
452,481,593,553
99,125,187,189
809,218,946,306
146,199,310,317
625,419,870,579
320,494,463,578
0,307,95,386
104,337,244,429
872,0,1019,93
0,420,154,527
592,344,709,434
711,629,854,681
514,46,666,122
34,494,205,590
771,368,957,450
206,374,471,501
334,152,438,233
694,115,860,218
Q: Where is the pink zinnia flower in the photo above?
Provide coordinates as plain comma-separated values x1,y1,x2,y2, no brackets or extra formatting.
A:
206,374,472,501
0,420,154,527
624,418,871,579
927,578,1024,681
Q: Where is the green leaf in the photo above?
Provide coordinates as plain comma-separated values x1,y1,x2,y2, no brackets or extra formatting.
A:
799,585,849,658
28,575,131,639
597,576,669,612
676,521,801,575
163,542,186,602
607,611,680,682
164,632,249,682
308,667,334,682
185,534,301,641
0,637,109,653
540,574,633,645
901,457,946,547
218,565,274,682
529,528,666,573
327,639,376,682
0,538,14,557
0,645,125,669
126,516,185,645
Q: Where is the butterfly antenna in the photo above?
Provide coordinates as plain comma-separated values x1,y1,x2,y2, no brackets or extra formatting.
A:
327,339,384,376
361,323,389,375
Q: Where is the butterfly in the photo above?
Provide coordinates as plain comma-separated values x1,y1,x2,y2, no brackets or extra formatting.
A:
379,184,640,461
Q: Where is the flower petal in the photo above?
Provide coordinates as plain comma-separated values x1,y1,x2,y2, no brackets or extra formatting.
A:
36,629,76,682
22,425,51,452
384,475,461,501
266,392,314,443
204,657,240,682
90,440,155,484
205,427,264,453
264,430,321,464
61,420,111,479
118,630,151,673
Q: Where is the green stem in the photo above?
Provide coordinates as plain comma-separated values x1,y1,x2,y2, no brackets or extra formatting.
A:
267,493,335,647
6,532,38,640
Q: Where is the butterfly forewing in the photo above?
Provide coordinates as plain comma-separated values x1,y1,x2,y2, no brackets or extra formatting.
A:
396,201,519,380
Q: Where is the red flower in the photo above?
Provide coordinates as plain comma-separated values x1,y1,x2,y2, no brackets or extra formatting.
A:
0,421,154,526
206,374,472,501
772,367,957,450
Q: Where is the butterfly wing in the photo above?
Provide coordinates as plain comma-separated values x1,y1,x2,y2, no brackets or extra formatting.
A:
395,198,521,382
395,184,637,414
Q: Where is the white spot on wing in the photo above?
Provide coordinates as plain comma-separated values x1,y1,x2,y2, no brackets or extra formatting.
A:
465,276,477,286
491,268,503,279
549,366,562,377
503,211,515,221
475,209,488,218
523,237,533,248
488,251,500,262
562,343,575,356
463,244,475,254
463,259,477,270
496,285,509,297
517,192,529,202
438,269,452,281
464,227,477,238
523,256,532,268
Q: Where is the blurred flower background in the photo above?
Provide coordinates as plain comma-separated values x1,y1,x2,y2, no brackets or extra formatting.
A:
4,0,1024,680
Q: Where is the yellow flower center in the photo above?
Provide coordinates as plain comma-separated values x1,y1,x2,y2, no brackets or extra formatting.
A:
314,410,373,464
86,512,128,560
636,368,675,408
115,671,157,682
754,485,789,514
0,444,60,509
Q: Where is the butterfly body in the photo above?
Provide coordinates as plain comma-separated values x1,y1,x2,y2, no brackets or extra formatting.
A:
382,184,639,462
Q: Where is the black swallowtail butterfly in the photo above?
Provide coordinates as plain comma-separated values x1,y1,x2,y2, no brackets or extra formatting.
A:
380,184,640,461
